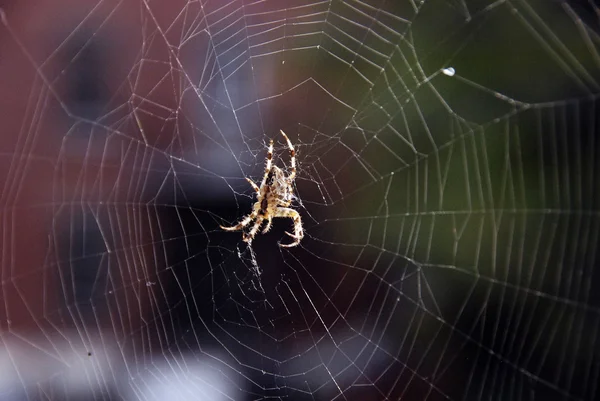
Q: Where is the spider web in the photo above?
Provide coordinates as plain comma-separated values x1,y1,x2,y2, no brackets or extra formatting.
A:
1,0,599,400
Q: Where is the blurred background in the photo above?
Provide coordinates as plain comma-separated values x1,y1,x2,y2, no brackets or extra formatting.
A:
0,0,599,400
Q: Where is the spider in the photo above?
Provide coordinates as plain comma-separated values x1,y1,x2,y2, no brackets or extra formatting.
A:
220,130,303,247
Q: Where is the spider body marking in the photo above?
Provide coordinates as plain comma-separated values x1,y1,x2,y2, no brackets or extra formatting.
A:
220,130,303,247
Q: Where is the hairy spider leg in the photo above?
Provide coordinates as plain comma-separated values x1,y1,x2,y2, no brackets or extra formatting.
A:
279,130,296,181
262,216,273,234
277,207,303,247
260,139,274,188
220,210,258,231
246,177,260,192
244,215,265,243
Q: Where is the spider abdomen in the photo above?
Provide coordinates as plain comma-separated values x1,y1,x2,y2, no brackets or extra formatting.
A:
260,198,269,214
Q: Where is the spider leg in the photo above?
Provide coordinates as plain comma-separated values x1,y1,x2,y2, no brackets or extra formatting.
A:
262,216,273,234
220,211,257,231
259,139,274,187
246,177,260,193
276,207,303,247
243,215,264,243
280,130,296,182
